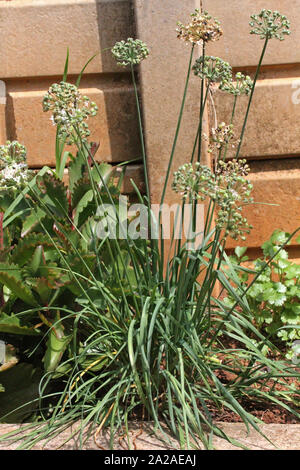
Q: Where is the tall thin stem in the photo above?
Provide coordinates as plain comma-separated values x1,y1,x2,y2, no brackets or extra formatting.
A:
222,94,238,161
130,65,151,207
130,64,158,275
197,42,206,163
160,45,195,207
235,37,269,159
190,83,210,164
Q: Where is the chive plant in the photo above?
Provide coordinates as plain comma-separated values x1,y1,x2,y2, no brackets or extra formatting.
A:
0,8,299,451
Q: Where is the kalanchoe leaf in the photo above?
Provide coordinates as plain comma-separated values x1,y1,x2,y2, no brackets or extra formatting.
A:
193,56,232,83
0,313,40,336
111,38,149,67
176,9,222,45
249,9,290,40
36,173,69,220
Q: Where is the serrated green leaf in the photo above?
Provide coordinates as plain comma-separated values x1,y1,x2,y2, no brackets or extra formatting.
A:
71,176,92,209
11,233,53,266
0,313,40,336
21,207,47,237
0,272,37,306
73,189,94,226
37,173,69,219
0,263,22,280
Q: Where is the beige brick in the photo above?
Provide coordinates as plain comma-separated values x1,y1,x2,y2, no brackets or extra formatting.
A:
203,0,296,67
225,159,300,250
6,80,141,167
0,0,134,78
211,76,300,158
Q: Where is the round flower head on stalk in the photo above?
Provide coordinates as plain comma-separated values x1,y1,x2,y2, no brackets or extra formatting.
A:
172,162,216,202
176,9,223,45
219,72,253,96
214,159,253,240
249,9,290,40
43,82,98,145
193,56,232,83
172,158,253,241
0,141,33,190
204,122,237,155
111,38,149,67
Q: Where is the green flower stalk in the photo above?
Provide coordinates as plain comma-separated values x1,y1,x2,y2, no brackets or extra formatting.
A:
192,55,232,164
250,9,290,40
193,56,232,83
176,9,223,45
43,82,98,145
235,10,290,159
111,38,150,202
172,162,216,201
111,38,149,66
112,37,154,268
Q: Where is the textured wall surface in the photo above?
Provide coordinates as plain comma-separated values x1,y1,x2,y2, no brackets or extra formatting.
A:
202,0,300,253
0,0,143,194
1,0,300,255
135,0,300,258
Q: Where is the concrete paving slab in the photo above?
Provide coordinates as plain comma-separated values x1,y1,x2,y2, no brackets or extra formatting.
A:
0,421,299,450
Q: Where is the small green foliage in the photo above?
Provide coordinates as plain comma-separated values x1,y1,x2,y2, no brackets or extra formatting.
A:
0,141,26,167
227,230,300,357
250,9,290,40
111,38,149,67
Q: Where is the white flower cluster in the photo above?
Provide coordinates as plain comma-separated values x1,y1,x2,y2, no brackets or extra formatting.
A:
172,158,253,241
43,82,98,145
0,141,32,190
176,10,223,45
111,38,149,67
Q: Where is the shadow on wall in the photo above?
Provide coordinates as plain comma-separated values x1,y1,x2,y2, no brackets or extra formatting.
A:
96,0,142,164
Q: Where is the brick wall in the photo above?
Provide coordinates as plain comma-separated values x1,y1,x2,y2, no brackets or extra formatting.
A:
205,0,300,257
135,0,300,260
1,0,299,258
0,0,144,195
